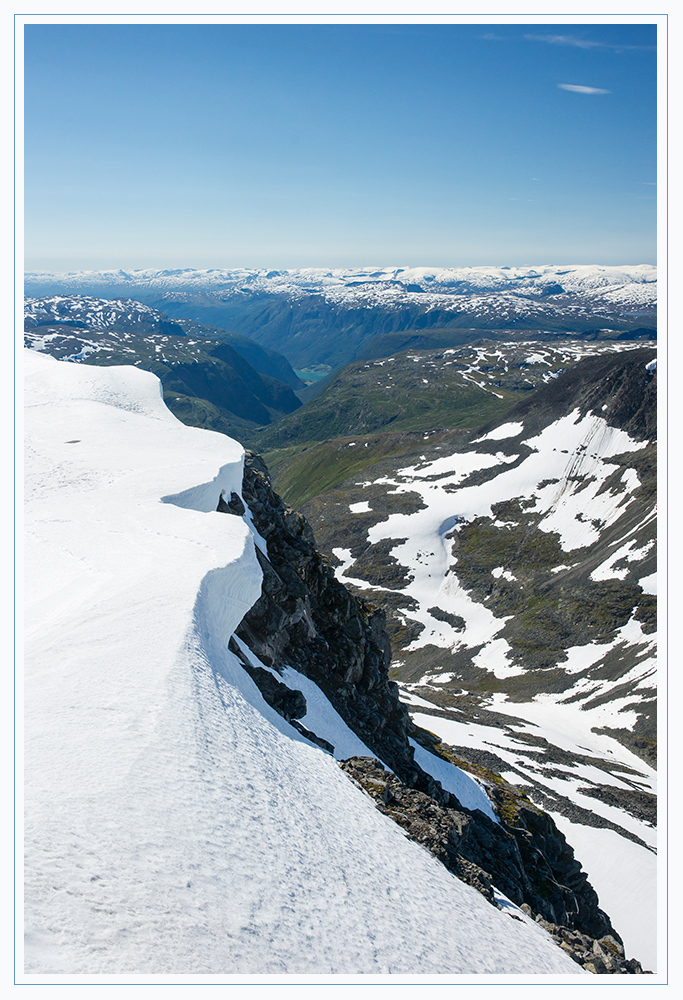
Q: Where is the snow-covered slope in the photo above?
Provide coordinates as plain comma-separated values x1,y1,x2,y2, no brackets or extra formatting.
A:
23,294,169,331
302,347,657,970
23,350,584,976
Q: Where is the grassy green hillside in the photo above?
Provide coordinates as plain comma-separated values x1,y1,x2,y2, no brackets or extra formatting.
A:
251,340,631,507
252,346,526,451
356,326,656,363
260,429,469,511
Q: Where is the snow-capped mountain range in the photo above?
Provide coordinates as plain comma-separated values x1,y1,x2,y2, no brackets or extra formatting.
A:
24,265,657,372
24,263,657,308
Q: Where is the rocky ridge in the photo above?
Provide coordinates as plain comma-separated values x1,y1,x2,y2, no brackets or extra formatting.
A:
341,757,644,974
225,450,648,973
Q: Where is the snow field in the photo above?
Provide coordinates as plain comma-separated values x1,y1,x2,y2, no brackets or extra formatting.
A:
547,817,658,973
23,351,583,977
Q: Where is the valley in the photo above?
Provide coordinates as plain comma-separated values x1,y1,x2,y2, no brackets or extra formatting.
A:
24,295,303,441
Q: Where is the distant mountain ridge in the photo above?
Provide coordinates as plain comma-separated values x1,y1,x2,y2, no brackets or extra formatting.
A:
24,293,303,389
24,294,302,440
25,265,657,371
24,263,657,301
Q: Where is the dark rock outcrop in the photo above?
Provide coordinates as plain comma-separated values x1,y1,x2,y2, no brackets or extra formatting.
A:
217,490,246,516
473,346,657,444
234,450,445,800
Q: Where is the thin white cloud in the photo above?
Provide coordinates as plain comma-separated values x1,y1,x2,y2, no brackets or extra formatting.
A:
558,83,611,95
525,33,652,52
526,33,603,49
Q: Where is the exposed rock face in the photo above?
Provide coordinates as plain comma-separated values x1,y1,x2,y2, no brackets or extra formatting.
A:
234,450,440,798
226,449,647,974
340,759,598,933
217,490,246,516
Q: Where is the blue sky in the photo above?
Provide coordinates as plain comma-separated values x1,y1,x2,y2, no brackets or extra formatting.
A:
23,20,658,270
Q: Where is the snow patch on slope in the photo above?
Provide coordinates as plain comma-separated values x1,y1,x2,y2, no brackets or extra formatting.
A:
355,408,648,664
473,421,524,443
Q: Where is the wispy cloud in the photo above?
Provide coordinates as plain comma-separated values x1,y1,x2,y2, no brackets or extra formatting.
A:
526,33,652,52
526,34,602,49
558,84,611,95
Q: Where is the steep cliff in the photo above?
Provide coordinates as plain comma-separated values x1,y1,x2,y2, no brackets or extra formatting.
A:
226,450,647,974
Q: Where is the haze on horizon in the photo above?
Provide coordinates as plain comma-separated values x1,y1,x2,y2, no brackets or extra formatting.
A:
23,19,658,272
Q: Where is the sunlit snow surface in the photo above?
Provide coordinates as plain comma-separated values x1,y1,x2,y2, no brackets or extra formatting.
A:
23,350,583,977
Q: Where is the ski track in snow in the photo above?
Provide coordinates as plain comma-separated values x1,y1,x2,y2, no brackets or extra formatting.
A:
24,350,584,977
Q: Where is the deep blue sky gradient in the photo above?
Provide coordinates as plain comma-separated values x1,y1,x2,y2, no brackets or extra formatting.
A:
23,22,658,269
